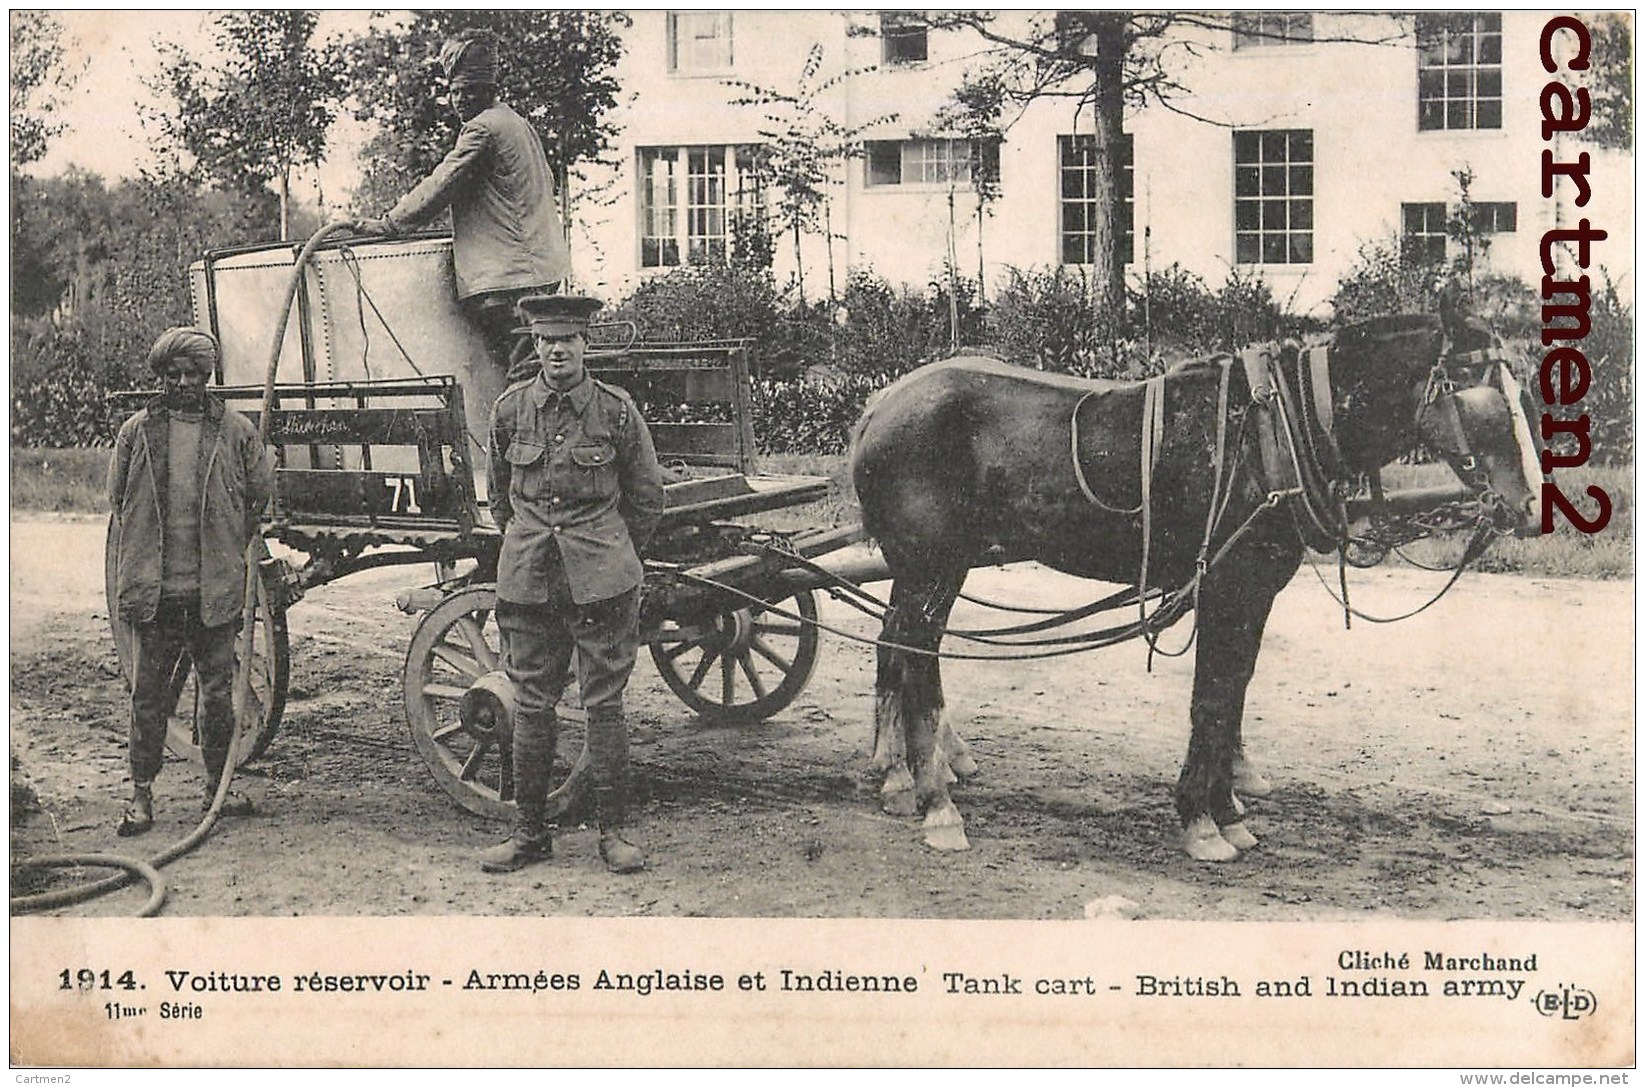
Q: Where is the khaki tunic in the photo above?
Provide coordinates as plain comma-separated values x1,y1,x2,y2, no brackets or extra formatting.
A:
487,374,665,606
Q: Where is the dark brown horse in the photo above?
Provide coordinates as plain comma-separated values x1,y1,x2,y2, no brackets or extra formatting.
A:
849,302,1540,861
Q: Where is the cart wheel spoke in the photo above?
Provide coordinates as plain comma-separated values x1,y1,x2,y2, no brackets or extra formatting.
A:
685,646,721,692
430,720,466,743
431,642,484,680
721,653,737,705
736,652,770,701
455,615,498,673
421,682,470,702
747,634,793,672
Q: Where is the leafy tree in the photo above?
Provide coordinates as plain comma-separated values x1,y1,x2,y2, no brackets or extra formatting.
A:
726,44,896,305
1578,14,1632,151
342,11,629,221
146,10,344,238
9,11,81,170
905,12,1403,319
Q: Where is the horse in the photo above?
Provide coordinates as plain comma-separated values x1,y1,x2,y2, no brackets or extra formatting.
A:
848,299,1541,861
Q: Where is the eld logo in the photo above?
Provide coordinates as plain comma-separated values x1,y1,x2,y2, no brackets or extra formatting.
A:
1535,985,1597,1020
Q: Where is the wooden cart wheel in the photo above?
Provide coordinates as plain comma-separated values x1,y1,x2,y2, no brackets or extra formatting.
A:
404,584,600,824
104,519,288,767
649,588,821,723
404,586,514,821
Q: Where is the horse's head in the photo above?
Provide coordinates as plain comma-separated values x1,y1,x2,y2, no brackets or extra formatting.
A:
1330,298,1541,534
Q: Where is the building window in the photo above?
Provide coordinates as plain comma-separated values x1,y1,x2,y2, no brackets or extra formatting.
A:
865,139,997,187
667,11,733,74
1231,12,1314,49
1059,134,1133,266
1470,200,1517,234
638,145,763,268
1401,202,1448,265
1402,199,1517,265
1234,129,1313,264
880,12,928,65
1416,13,1502,130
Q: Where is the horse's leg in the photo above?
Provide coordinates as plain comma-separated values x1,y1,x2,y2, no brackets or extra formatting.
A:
1177,548,1295,861
867,567,970,844
897,569,968,851
870,572,958,818
938,718,979,779
869,593,917,816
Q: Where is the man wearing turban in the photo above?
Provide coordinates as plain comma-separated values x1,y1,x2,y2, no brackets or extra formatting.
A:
106,327,276,835
359,29,572,381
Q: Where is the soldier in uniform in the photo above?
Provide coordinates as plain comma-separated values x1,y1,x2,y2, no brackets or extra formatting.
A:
480,294,666,874
358,28,571,380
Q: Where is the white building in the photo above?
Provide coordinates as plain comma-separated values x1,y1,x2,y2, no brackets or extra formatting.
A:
568,10,1632,317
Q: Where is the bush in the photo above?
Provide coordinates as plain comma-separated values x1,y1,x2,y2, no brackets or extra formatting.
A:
750,373,883,455
985,263,1316,378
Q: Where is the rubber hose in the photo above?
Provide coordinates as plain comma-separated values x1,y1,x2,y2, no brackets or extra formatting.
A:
9,221,359,918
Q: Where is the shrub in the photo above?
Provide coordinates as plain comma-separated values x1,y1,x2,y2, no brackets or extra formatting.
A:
750,373,884,455
986,263,1316,378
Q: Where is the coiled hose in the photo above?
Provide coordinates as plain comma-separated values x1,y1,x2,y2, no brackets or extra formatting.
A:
10,221,359,917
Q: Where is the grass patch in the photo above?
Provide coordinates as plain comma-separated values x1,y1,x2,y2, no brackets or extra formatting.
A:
1371,462,1632,581
12,447,110,513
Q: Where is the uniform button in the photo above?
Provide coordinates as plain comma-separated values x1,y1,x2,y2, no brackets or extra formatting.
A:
554,434,565,443
552,497,561,504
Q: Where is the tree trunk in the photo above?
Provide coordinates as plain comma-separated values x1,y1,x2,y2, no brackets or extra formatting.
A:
278,165,291,240
792,220,806,307
1088,14,1128,325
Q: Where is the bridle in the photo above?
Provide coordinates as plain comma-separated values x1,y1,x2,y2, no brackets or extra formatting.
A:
1409,337,1540,531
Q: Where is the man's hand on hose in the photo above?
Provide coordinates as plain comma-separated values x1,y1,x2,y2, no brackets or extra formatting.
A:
355,217,398,237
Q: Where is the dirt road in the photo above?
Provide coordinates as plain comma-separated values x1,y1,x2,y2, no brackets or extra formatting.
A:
9,514,1633,919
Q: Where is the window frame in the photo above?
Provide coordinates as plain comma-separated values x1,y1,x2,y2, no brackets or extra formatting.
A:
1415,12,1503,131
1057,133,1134,268
1232,128,1315,266
666,11,735,76
1401,201,1449,265
863,138,996,189
880,11,929,66
1231,12,1315,50
637,144,765,270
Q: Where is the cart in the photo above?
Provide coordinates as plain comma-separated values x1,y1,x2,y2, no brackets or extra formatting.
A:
107,231,887,822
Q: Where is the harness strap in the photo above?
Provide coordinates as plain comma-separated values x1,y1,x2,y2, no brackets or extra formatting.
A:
1070,391,1142,514
1135,374,1168,649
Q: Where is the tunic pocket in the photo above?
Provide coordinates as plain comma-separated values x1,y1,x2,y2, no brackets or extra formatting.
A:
505,439,550,499
567,442,619,499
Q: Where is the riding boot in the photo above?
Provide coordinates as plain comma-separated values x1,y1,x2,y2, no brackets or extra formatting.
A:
202,747,254,817
479,711,556,873
588,708,644,873
116,782,154,837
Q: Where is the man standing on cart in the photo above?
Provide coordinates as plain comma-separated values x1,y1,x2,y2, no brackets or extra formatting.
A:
358,28,570,381
107,327,275,835
482,294,665,874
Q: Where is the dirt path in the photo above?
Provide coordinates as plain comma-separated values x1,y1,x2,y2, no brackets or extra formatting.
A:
9,514,1633,919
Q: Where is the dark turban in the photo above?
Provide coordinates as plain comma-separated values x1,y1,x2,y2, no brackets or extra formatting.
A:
146,326,219,375
439,30,499,88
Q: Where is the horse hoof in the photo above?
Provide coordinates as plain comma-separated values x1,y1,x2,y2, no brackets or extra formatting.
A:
1219,821,1259,851
1232,760,1274,798
1182,816,1239,862
880,766,917,815
922,802,971,852
948,751,980,780
882,790,918,817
